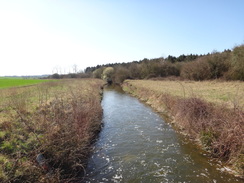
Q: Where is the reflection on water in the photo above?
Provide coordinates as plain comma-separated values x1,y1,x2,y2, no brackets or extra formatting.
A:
84,90,242,183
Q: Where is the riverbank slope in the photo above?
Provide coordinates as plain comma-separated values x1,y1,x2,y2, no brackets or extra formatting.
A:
123,79,244,178
0,79,104,182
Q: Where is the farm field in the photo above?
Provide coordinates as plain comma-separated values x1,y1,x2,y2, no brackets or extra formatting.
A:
124,80,244,109
0,77,52,89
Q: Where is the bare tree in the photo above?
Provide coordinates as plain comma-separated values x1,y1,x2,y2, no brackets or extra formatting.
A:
73,64,78,73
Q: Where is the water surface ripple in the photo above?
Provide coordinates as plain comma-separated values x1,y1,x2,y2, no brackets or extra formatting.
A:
84,90,242,183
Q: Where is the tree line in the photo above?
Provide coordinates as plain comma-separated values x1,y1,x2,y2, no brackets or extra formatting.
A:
48,45,244,82
84,45,243,83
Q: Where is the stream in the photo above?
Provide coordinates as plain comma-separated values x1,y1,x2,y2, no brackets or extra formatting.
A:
84,88,242,183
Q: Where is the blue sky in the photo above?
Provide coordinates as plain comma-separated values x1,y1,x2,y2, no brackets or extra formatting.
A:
0,0,243,76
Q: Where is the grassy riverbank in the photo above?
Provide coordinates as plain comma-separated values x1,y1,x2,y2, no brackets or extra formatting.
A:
123,79,244,178
0,79,104,182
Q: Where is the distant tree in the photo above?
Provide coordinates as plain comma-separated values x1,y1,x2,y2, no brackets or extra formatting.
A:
114,66,130,83
176,54,186,62
77,72,91,78
52,73,60,79
85,67,91,73
141,58,149,63
92,67,104,78
102,67,115,84
230,45,244,80
84,45,242,81
181,58,211,80
224,49,231,53
159,62,180,77
68,73,77,78
207,52,231,79
185,54,199,62
128,63,141,79
166,55,177,63
139,62,150,78
72,64,78,73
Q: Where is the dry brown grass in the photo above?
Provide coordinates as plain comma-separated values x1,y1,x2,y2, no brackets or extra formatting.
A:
125,80,244,109
0,79,104,182
123,79,244,178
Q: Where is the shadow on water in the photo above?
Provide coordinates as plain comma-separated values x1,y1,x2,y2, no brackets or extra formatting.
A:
103,83,124,93
83,87,243,183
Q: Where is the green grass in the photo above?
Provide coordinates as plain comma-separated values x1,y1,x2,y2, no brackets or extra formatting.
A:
0,78,53,89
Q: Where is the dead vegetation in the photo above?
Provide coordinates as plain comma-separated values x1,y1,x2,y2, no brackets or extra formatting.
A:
123,80,244,178
0,79,104,182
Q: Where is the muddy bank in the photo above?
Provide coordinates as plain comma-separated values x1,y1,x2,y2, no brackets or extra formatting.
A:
122,80,244,179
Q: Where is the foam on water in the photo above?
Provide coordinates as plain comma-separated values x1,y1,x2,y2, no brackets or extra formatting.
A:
84,90,242,183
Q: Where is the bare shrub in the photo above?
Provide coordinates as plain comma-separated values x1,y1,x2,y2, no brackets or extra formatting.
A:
207,52,231,79
173,97,244,174
160,93,177,112
123,80,244,176
34,81,103,181
173,98,212,137
180,58,212,80
229,45,244,81
0,79,103,182
159,62,180,77
114,66,131,83
128,63,141,79
211,107,244,161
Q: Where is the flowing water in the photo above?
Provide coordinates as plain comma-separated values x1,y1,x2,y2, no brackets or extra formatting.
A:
84,88,242,183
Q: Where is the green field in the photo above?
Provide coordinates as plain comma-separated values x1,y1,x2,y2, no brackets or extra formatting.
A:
0,77,52,89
